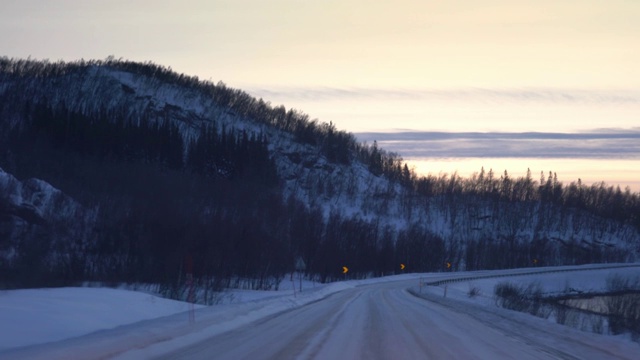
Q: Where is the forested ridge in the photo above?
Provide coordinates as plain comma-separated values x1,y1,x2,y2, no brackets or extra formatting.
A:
0,57,638,300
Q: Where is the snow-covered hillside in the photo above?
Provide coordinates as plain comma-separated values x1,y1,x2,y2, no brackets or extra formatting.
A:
0,58,638,283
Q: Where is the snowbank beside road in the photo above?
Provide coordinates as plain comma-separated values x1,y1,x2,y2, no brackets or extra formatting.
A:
0,287,203,351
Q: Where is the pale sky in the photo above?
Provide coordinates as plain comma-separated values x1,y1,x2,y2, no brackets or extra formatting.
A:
1,0,639,189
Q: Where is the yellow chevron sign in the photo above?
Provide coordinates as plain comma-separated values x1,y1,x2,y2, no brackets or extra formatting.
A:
400,263,405,270
342,266,349,274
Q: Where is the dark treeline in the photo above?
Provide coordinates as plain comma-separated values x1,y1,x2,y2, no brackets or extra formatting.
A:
0,57,638,296
0,98,413,289
0,99,283,288
412,168,640,232
0,97,549,291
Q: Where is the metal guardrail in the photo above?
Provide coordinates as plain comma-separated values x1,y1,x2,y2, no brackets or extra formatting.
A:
421,264,640,288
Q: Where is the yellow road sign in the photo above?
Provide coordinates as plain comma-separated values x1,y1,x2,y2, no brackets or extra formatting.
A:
446,262,451,269
342,266,349,274
400,263,405,270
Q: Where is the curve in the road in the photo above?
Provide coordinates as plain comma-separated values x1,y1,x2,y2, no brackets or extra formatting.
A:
156,280,607,360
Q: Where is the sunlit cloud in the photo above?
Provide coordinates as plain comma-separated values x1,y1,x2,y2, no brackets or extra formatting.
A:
248,87,640,105
354,129,640,160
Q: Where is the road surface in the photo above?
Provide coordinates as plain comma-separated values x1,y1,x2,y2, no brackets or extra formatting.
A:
154,279,633,360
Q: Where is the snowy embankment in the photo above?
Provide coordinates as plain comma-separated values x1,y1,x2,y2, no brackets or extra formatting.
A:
0,287,203,351
416,263,640,304
413,263,640,347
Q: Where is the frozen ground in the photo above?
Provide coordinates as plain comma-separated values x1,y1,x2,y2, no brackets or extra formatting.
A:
0,264,638,359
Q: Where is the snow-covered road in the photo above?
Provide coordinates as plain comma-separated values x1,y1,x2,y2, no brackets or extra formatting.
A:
152,279,636,360
2,266,639,359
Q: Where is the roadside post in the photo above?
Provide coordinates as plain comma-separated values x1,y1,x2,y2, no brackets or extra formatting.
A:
185,255,195,324
295,257,306,293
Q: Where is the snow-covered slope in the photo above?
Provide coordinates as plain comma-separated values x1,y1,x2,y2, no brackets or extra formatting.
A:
0,168,95,271
0,167,92,224
0,287,202,351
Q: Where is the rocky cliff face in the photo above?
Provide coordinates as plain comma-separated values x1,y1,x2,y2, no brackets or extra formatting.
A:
0,167,96,285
